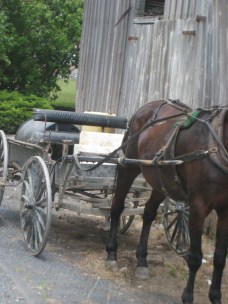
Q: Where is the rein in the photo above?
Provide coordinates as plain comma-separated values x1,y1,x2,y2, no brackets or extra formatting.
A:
72,112,187,172
71,101,228,174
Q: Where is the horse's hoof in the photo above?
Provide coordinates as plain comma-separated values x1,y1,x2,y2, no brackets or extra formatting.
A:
105,260,119,272
182,301,193,304
209,288,222,304
182,291,193,304
135,267,150,279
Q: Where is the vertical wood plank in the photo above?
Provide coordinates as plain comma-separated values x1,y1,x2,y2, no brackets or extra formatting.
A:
77,0,228,120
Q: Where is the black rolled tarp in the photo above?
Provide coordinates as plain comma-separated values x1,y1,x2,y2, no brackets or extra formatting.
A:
34,109,128,129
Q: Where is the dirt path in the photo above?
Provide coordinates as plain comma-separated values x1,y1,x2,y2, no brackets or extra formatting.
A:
0,186,227,304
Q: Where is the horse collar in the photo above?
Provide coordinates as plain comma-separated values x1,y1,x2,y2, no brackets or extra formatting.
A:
207,109,228,174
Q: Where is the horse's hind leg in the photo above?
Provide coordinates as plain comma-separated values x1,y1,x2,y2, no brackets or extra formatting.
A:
106,165,140,270
135,189,165,279
209,209,228,304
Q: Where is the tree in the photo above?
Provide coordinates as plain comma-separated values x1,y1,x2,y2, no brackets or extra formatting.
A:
0,0,84,97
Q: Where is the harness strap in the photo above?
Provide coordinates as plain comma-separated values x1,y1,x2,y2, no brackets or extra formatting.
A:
206,109,228,174
205,121,228,157
174,150,210,162
165,98,192,113
154,122,188,200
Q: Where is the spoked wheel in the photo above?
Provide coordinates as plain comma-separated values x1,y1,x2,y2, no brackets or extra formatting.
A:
118,191,141,234
163,197,190,256
20,156,52,256
104,190,142,234
0,130,8,205
118,214,135,234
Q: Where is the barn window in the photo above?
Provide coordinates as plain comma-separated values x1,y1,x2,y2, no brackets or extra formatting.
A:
135,0,165,21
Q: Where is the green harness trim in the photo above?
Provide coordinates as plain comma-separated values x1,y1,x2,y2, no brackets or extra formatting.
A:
176,109,201,129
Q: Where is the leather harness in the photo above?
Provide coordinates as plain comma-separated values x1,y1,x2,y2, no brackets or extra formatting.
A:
153,101,228,198
72,99,228,199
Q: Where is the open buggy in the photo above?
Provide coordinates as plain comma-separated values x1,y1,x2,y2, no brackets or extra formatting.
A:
0,109,189,256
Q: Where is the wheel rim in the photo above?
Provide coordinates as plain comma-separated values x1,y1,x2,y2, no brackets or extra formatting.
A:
20,156,52,256
0,130,8,205
118,191,140,234
118,215,135,234
163,198,190,256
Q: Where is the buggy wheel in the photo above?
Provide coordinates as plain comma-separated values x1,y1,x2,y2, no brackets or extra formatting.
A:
163,197,190,256
105,211,135,235
104,191,141,234
118,215,135,234
20,156,52,256
0,130,8,205
118,191,141,234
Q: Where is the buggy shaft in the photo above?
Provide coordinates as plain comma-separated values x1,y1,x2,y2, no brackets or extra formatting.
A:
67,155,183,167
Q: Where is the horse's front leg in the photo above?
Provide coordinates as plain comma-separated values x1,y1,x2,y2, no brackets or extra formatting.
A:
106,165,140,270
105,193,124,270
209,209,228,304
182,200,206,304
135,190,164,279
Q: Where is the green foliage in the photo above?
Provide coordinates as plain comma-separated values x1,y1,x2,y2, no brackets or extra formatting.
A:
0,0,84,97
0,90,52,134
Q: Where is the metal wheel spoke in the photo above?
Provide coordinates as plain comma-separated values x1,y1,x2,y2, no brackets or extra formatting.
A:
180,227,188,249
22,194,31,204
35,182,45,201
170,216,180,243
166,213,179,231
26,226,33,247
36,197,47,207
176,218,183,249
32,221,39,250
35,207,46,231
27,168,34,195
182,217,189,244
181,215,189,231
29,227,34,249
24,180,34,202
27,166,43,201
184,212,189,220
29,225,35,250
21,211,32,231
34,216,44,244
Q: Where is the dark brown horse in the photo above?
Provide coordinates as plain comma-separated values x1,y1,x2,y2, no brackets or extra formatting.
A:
106,100,228,304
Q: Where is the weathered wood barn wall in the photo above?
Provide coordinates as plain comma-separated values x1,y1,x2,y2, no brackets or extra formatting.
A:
77,0,228,118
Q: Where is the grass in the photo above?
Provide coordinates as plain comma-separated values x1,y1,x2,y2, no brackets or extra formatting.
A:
51,79,77,111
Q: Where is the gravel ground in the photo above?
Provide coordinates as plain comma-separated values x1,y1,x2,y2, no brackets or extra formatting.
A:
0,185,227,304
0,186,181,304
